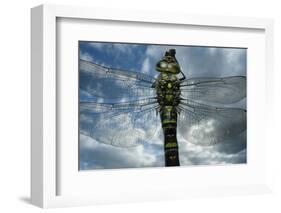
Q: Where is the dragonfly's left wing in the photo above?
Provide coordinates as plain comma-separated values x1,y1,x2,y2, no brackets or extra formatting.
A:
177,99,246,146
180,76,246,104
80,98,161,147
80,59,157,100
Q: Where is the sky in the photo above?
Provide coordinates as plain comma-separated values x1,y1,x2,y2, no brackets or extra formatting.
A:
79,41,247,170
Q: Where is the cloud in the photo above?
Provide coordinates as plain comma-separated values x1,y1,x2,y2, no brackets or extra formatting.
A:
140,45,246,79
175,46,246,78
145,45,166,60
80,51,94,62
141,57,151,74
88,42,105,50
178,131,246,166
80,134,164,170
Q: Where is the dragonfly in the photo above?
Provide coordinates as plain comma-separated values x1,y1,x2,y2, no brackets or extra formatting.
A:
79,49,246,167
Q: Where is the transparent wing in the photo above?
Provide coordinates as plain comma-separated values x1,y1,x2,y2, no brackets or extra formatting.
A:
177,99,246,146
80,98,161,147
180,76,246,104
80,59,157,100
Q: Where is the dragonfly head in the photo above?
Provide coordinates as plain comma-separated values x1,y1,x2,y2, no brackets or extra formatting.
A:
156,49,181,74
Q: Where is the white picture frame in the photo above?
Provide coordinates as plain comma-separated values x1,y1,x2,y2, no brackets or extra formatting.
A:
31,4,274,208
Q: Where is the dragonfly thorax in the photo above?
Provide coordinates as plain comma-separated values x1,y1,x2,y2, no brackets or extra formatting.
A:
156,73,181,107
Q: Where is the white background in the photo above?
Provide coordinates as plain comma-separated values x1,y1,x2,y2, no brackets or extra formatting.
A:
58,17,266,198
0,0,280,212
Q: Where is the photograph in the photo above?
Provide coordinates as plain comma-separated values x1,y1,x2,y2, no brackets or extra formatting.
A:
79,42,247,170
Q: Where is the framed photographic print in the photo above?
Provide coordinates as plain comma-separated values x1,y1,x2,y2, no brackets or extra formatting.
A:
31,4,274,208
78,42,247,169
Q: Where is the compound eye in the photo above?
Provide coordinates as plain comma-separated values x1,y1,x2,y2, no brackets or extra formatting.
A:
168,63,173,68
159,61,168,68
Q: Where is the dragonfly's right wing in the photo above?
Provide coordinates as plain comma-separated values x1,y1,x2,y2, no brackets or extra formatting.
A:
177,99,246,146
180,76,246,104
80,98,161,147
80,59,157,100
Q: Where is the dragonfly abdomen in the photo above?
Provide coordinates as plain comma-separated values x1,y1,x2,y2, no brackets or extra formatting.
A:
160,106,180,166
156,73,181,166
